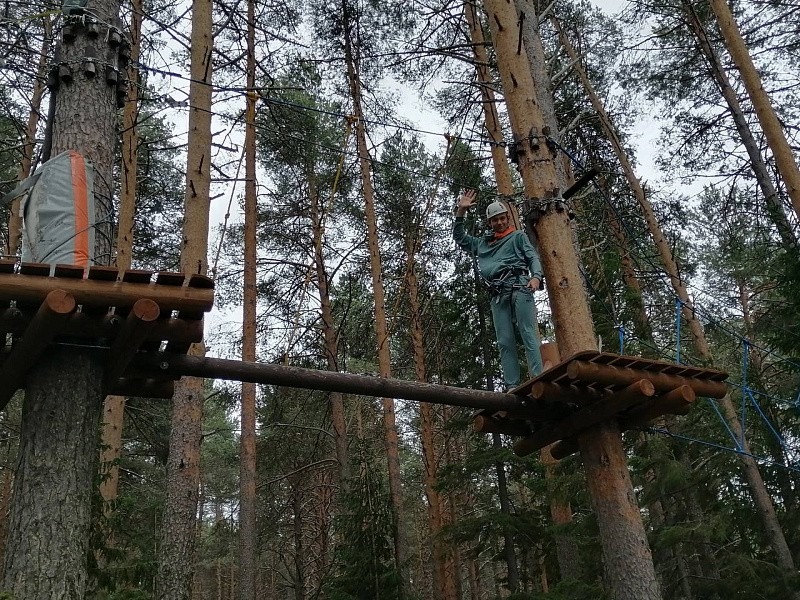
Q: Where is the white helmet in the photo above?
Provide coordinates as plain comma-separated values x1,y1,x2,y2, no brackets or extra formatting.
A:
486,201,508,220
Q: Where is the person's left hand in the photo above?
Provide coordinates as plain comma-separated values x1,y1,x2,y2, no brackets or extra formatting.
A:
527,277,541,291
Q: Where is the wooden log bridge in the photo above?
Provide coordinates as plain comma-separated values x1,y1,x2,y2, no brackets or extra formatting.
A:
0,260,214,410
127,353,526,412
473,351,728,459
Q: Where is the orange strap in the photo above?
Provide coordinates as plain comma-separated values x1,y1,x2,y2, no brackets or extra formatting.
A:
69,151,90,266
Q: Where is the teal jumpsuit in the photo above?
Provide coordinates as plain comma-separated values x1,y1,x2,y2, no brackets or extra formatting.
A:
454,217,544,388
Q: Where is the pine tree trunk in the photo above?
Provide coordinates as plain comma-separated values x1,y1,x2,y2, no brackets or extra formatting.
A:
463,0,520,229
99,0,143,538
708,0,800,223
2,0,119,593
8,16,51,257
293,490,306,600
482,2,662,598
405,237,456,600
681,0,796,249
491,435,521,592
552,16,712,362
0,468,11,569
156,0,213,596
341,3,408,589
309,172,350,483
555,15,798,595
3,350,104,598
238,0,258,594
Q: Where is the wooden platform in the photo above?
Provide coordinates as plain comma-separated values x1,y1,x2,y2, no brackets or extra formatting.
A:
0,261,215,409
474,351,728,460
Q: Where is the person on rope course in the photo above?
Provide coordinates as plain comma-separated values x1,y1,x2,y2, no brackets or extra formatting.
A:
453,189,544,389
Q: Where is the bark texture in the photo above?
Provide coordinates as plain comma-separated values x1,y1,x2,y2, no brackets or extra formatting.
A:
156,0,213,596
708,0,800,222
3,350,103,598
482,1,661,598
2,0,119,595
238,0,258,593
341,2,408,587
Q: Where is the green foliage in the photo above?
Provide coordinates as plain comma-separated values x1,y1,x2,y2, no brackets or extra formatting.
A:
324,440,403,600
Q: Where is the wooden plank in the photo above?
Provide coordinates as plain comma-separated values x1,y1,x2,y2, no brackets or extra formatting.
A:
529,380,602,405
188,274,214,289
88,265,119,281
565,360,728,398
0,272,214,313
104,298,161,387
513,379,655,457
0,289,77,411
155,271,186,286
473,414,532,436
108,377,175,399
54,264,86,278
0,259,16,274
122,269,153,284
19,262,50,276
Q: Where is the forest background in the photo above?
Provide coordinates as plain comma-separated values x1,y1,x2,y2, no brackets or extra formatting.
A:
0,0,799,598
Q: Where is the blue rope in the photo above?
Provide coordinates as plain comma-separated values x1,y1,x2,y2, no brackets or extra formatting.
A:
618,325,625,354
648,427,800,474
706,398,742,451
741,340,749,450
745,388,788,450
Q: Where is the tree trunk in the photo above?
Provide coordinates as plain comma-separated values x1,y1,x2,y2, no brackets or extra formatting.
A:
2,0,119,593
553,19,800,598
3,350,104,598
0,468,11,569
8,15,51,257
554,17,799,593
156,0,213,596
492,435,521,592
238,0,258,595
293,490,306,600
99,0,143,538
405,236,456,600
552,15,712,364
482,2,661,598
309,170,350,483
463,0,519,228
681,0,796,249
708,0,800,223
341,3,408,589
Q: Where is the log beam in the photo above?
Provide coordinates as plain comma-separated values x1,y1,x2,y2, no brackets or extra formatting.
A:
565,360,727,398
473,415,532,437
104,298,161,389
514,379,655,457
130,353,525,412
108,378,175,399
0,272,214,313
0,289,77,410
0,309,203,344
549,385,698,460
